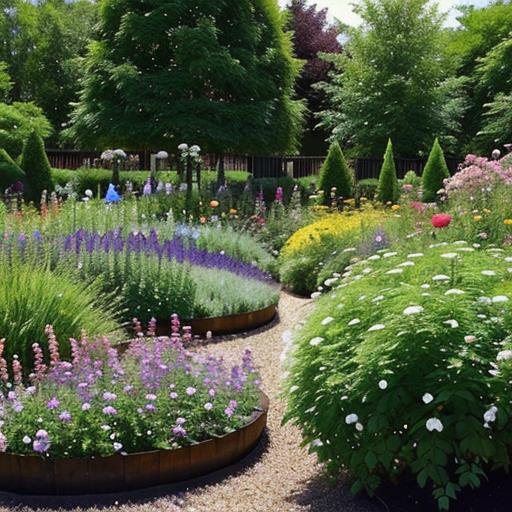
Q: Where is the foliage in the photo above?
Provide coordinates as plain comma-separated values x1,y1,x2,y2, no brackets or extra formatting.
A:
0,147,24,191
355,178,379,200
0,101,52,157
279,210,382,295
318,142,353,203
285,242,512,510
317,0,465,157
0,0,98,135
422,138,450,203
0,255,119,369
20,131,54,203
377,139,399,203
67,0,304,156
1,329,260,458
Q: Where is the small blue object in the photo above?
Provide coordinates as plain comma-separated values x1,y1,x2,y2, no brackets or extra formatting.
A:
105,184,121,203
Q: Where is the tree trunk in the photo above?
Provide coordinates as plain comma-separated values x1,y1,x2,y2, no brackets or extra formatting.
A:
216,153,225,188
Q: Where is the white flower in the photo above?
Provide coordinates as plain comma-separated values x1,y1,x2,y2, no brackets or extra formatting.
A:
321,317,334,326
478,296,492,304
311,292,322,299
156,150,169,159
383,252,398,258
432,274,450,282
22,435,31,444
444,319,459,328
100,149,114,161
422,393,434,404
505,257,512,263
368,255,381,261
113,442,123,451
483,406,497,423
464,335,477,344
481,270,496,276
355,422,364,432
497,350,512,361
84,189,93,198
403,305,424,316
113,149,127,158
324,278,339,287
441,253,458,259
290,385,299,393
178,143,189,151
348,318,361,326
345,414,358,425
386,268,404,275
445,289,464,295
398,261,415,267
310,337,324,347
492,296,509,303
426,418,443,432
311,439,324,447
368,324,385,332
408,253,424,258
378,380,388,390
372,295,385,303
421,284,431,289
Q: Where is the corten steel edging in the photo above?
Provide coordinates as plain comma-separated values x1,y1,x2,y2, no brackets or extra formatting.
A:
154,303,278,337
0,393,269,495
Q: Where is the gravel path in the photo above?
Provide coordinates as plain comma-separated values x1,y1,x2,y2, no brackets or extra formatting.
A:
0,292,384,512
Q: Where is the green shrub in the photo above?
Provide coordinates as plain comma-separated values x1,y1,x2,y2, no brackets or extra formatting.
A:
0,259,120,368
377,139,399,203
318,141,353,203
20,131,54,203
402,170,421,187
356,178,379,200
285,242,512,510
422,138,450,202
0,148,25,191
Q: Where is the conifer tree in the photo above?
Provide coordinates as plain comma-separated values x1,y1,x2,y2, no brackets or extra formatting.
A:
0,148,25,191
377,139,399,203
67,0,304,165
318,141,352,204
422,138,449,202
20,131,53,203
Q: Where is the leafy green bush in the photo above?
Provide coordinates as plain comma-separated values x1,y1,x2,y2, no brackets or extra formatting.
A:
285,242,512,510
377,139,399,203
0,258,120,368
422,138,450,202
0,148,25,191
318,141,353,203
20,131,54,203
356,178,379,200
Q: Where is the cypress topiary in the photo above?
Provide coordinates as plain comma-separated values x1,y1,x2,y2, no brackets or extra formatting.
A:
422,137,450,202
20,131,53,203
318,141,353,204
0,148,25,191
377,139,399,203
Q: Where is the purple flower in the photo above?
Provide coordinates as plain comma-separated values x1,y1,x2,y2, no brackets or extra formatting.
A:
176,417,186,425
172,425,187,438
208,388,216,397
170,392,178,399
82,403,91,411
145,404,157,413
47,397,60,410
103,392,117,401
59,411,72,423
102,406,117,416
186,387,197,396
224,407,234,418
204,402,213,411
145,393,157,401
33,430,50,453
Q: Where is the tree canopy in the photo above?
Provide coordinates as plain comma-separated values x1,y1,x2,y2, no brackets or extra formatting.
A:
67,0,305,155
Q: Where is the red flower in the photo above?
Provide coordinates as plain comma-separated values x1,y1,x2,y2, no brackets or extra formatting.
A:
431,214,452,229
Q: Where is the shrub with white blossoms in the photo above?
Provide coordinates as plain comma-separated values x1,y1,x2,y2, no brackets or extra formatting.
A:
284,242,512,510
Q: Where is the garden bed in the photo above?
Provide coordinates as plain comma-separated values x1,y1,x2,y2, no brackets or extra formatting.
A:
0,393,269,495
154,303,278,337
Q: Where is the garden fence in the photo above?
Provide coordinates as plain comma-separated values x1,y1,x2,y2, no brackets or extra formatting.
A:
46,150,459,180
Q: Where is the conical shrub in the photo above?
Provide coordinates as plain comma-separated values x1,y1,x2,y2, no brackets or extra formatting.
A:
318,141,353,204
422,138,450,202
20,131,53,203
377,139,399,203
0,148,25,191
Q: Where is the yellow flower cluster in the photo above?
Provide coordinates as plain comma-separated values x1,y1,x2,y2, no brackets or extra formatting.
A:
281,211,382,258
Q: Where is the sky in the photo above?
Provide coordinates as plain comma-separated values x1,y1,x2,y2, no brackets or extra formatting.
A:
278,0,491,27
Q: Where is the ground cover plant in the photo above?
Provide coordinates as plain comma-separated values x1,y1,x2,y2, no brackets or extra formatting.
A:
0,323,261,458
285,241,512,510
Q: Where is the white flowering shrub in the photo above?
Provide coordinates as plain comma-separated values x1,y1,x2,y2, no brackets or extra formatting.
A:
285,242,512,510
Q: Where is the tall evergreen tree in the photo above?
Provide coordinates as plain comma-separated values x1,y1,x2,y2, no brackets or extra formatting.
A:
20,131,53,203
67,0,305,161
318,141,352,204
422,138,449,203
377,139,399,204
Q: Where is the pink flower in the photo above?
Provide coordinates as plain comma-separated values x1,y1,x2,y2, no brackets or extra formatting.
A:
431,214,452,229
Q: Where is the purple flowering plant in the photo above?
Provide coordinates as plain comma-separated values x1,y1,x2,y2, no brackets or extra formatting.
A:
0,323,261,458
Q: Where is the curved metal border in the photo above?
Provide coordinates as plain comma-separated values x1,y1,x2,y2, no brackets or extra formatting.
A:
0,394,269,495
155,303,278,337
